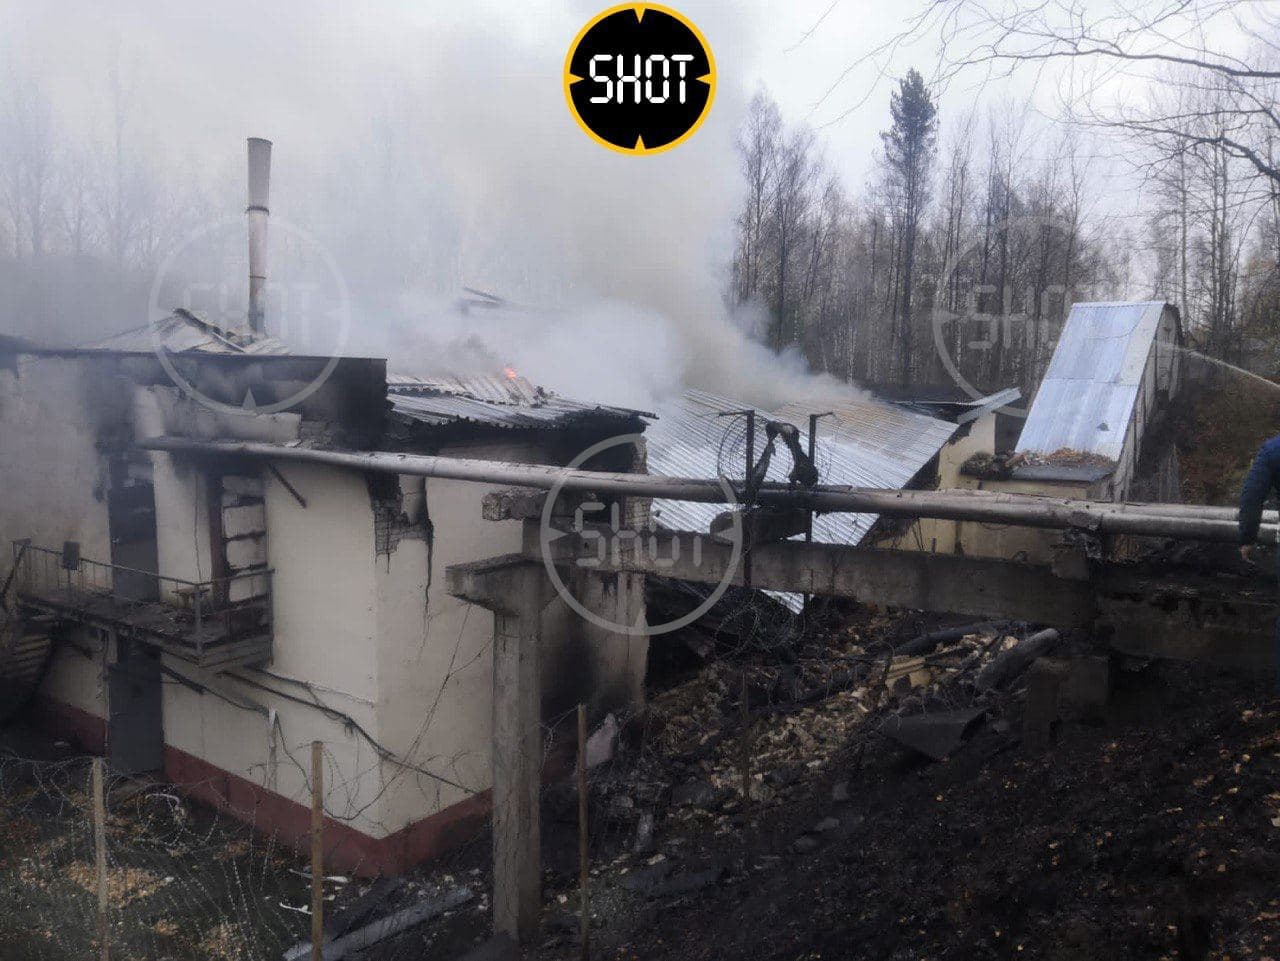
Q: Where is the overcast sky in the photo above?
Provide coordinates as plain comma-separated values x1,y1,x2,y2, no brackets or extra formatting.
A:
0,0,1077,188
0,0,1262,404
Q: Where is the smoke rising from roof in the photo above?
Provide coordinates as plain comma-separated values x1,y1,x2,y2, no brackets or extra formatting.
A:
307,15,857,411
0,0,861,411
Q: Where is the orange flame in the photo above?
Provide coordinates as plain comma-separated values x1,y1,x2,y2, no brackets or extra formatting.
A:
502,365,518,380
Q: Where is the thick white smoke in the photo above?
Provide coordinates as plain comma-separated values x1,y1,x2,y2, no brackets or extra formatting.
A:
1,0,863,411
293,7,860,412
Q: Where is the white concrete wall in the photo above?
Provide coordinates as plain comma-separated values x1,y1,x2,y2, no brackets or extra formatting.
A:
0,356,120,723
160,656,386,836
1,356,648,843
263,462,379,700
371,470,508,830
150,457,393,838
366,437,649,836
136,385,391,834
144,430,647,841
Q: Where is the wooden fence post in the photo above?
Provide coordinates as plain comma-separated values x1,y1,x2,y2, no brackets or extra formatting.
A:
577,704,590,961
91,757,109,961
311,741,324,961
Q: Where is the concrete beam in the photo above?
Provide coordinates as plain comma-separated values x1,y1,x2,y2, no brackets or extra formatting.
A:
1095,570,1275,670
532,524,1096,628
529,523,1275,668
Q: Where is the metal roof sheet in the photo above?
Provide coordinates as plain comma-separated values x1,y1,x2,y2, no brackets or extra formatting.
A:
93,309,291,355
905,387,1022,424
1015,301,1167,461
387,373,650,432
387,371,547,405
644,388,960,611
645,388,958,549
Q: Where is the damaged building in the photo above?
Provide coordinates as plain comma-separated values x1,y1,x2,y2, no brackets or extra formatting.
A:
0,296,1188,883
645,384,1019,571
0,338,650,874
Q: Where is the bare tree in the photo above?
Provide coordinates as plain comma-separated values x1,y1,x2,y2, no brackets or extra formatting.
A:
0,75,57,258
734,91,782,306
767,123,822,351
856,1,1280,187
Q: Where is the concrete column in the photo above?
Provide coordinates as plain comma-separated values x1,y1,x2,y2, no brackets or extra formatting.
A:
491,603,540,940
447,556,556,943
1023,658,1068,753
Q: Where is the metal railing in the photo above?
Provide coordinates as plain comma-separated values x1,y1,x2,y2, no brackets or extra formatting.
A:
10,540,272,658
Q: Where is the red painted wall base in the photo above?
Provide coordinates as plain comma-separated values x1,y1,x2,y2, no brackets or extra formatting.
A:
30,696,491,876
29,695,106,754
164,745,492,876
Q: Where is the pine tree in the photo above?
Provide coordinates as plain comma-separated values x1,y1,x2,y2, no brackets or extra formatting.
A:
881,69,938,384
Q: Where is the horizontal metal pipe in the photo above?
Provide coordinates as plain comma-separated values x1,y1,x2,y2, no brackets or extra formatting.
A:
138,436,1274,544
937,486,1277,524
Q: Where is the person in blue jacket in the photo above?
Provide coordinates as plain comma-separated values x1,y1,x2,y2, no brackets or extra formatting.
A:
1239,435,1280,689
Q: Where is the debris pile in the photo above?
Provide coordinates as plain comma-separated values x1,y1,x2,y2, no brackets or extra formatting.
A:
963,447,1117,479
602,662,1280,961
542,607,1106,940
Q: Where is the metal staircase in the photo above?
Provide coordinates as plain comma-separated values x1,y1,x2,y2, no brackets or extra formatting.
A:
0,568,57,723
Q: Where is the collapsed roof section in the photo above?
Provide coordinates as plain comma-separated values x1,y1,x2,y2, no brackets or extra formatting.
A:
645,386,1016,548
385,372,651,439
82,308,650,445
93,308,291,355
644,386,1016,612
71,308,1016,513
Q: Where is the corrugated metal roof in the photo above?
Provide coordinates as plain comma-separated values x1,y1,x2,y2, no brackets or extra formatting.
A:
645,388,960,611
646,387,958,546
902,387,1022,424
1015,301,1167,461
387,371,547,405
93,309,291,355
387,373,650,432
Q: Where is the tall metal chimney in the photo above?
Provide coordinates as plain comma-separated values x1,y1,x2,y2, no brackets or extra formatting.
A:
246,137,272,335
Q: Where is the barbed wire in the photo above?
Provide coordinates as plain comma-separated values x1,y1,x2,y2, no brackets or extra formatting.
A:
1,586,1037,960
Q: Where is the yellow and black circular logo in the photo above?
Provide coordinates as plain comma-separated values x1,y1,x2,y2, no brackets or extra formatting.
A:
564,4,715,155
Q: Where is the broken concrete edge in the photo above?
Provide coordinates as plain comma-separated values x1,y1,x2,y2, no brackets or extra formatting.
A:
444,554,555,616
482,488,547,522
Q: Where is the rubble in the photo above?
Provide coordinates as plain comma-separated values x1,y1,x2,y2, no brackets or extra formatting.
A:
633,810,656,855
585,713,620,770
962,447,1118,479
880,707,989,761
672,780,723,809
601,660,1280,961
546,603,1121,958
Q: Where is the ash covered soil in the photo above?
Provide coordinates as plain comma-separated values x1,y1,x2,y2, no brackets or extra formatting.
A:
529,657,1280,961
4,604,1280,961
